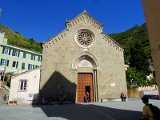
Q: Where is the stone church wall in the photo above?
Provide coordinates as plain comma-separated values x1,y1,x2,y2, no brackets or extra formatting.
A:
40,11,127,102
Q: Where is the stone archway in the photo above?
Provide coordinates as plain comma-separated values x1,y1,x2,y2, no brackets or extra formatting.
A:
72,52,98,69
72,52,98,102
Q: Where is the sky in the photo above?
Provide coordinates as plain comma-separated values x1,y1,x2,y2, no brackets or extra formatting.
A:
0,0,145,42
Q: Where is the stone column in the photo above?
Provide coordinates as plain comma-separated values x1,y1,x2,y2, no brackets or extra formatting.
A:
93,69,98,102
142,0,160,98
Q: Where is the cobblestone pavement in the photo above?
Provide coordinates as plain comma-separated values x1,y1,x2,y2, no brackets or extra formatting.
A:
0,99,160,120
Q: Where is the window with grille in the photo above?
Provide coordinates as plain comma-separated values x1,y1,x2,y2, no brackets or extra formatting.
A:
3,47,10,55
0,59,9,66
12,61,18,68
19,80,27,91
28,64,34,70
31,54,35,60
23,52,26,58
12,49,19,57
21,63,25,70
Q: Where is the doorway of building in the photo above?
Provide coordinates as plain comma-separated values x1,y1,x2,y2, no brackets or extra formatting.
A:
77,73,94,102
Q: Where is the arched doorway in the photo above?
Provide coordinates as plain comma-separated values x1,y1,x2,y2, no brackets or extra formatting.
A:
72,53,98,102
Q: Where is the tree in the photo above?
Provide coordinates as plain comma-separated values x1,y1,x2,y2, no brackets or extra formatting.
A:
126,67,146,88
129,42,149,75
126,67,157,88
4,72,13,87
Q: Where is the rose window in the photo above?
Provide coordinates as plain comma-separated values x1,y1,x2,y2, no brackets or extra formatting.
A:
77,31,94,47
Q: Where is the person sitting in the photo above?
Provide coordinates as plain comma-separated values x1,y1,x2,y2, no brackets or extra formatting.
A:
120,92,126,101
84,95,88,103
141,96,154,120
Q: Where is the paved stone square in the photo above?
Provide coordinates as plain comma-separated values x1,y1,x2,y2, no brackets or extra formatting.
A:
0,99,160,120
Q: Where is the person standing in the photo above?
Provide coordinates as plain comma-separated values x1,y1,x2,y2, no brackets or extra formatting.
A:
86,91,90,102
3,95,7,101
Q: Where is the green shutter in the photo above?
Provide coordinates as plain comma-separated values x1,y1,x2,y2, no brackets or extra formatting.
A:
7,60,9,66
16,61,18,68
28,64,30,70
2,47,5,54
0,59,2,65
12,49,14,56
22,63,25,69
18,51,20,57
23,52,26,58
9,48,11,55
23,63,25,69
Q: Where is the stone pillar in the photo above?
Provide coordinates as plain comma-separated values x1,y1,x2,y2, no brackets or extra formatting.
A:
93,69,98,102
142,0,160,98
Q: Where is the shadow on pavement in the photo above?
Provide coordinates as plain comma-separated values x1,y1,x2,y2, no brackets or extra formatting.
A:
35,71,141,119
33,103,142,120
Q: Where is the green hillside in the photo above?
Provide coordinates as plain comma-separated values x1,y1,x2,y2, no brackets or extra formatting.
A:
109,24,155,87
0,24,42,53
109,23,151,64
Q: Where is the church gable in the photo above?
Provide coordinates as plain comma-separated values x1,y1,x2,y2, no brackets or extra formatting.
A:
43,11,123,52
42,29,68,49
102,33,124,52
65,10,103,32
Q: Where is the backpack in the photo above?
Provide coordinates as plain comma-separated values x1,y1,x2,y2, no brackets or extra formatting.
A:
148,104,160,120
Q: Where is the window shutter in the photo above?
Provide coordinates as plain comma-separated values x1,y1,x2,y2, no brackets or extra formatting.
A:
22,63,25,69
28,64,30,70
0,59,2,65
9,48,11,55
12,49,14,56
16,61,19,68
2,47,5,54
23,52,26,58
7,60,9,66
24,63,25,69
18,51,20,57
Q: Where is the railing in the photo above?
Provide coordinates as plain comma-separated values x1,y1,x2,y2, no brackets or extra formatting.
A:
1,82,10,92
2,85,10,92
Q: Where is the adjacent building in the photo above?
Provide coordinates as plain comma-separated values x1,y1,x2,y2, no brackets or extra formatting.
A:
40,11,127,103
142,0,160,97
0,31,42,80
9,68,40,104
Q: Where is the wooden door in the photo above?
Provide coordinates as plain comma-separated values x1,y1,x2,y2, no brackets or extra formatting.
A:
77,73,94,102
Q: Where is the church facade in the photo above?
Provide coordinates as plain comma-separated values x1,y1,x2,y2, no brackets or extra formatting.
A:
40,11,127,103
